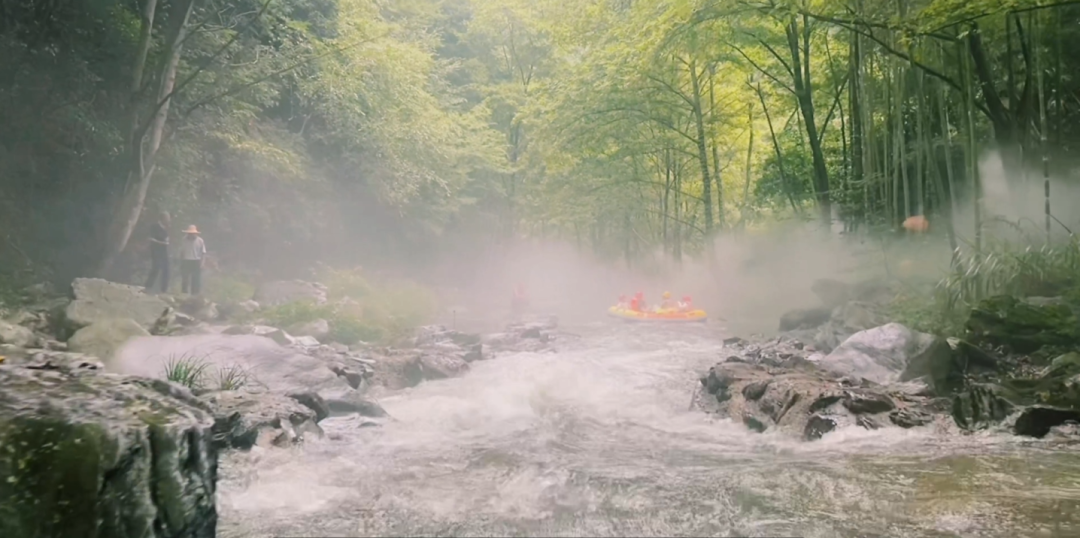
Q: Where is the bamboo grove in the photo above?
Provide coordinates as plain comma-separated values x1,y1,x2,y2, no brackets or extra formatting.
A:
513,0,1080,265
1,0,1079,279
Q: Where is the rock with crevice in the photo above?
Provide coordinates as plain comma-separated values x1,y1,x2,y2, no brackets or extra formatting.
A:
198,390,321,450
693,360,936,440
0,366,218,538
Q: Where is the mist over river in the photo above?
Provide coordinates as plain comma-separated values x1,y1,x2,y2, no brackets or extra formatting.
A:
218,322,1080,538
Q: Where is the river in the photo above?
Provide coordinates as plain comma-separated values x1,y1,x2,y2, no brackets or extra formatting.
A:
218,322,1080,538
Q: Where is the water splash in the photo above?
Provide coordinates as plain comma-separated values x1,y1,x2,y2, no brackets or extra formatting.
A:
219,323,1080,537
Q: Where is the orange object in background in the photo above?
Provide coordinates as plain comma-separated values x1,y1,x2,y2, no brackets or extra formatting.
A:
902,215,929,233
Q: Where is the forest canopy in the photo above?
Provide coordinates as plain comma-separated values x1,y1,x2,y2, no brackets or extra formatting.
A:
1,0,1078,284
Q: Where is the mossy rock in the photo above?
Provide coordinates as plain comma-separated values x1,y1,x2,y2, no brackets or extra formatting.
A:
0,367,217,538
951,383,1017,431
965,295,1080,354
997,352,1080,409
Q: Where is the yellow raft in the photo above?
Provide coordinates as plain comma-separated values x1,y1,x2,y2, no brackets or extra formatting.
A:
607,306,707,323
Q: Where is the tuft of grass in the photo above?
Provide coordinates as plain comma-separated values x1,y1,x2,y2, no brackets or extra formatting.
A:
940,236,1080,312
888,234,1080,338
163,354,253,391
163,354,210,390
215,364,251,391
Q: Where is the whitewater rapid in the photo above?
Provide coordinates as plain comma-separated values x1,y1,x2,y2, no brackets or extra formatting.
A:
218,322,1080,537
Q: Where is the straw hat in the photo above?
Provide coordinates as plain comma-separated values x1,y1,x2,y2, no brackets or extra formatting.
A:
182,225,200,234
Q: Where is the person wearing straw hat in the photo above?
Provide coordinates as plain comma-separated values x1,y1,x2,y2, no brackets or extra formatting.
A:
178,225,207,295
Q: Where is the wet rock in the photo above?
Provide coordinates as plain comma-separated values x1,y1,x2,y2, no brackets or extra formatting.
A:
966,295,1079,354
743,416,768,433
369,350,425,389
779,307,832,331
694,360,933,440
419,352,470,380
287,390,330,422
889,408,934,428
741,380,770,401
252,280,328,307
63,278,170,332
818,323,951,385
900,338,996,396
325,391,389,418
288,318,330,340
0,366,217,538
67,318,150,365
856,415,884,430
199,390,321,450
842,391,895,414
952,384,1016,431
804,414,837,440
1014,406,1080,438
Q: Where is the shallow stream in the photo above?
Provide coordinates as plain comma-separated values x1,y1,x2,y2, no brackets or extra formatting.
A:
218,323,1080,537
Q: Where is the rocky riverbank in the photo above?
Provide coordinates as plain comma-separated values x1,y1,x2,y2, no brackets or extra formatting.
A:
0,277,560,537
694,278,1080,442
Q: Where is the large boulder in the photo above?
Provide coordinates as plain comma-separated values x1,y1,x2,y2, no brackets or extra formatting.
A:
0,320,36,348
816,323,951,385
252,280,328,307
63,278,170,332
67,318,151,366
0,366,217,538
901,339,999,396
966,295,1080,354
113,334,353,399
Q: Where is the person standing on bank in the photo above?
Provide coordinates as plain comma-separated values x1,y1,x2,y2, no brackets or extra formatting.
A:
144,211,171,293
179,225,207,295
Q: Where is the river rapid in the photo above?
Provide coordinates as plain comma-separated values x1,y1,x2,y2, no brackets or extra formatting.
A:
218,322,1080,538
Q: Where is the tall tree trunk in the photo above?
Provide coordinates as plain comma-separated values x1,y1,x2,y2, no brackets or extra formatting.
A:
755,82,798,212
689,58,713,236
98,0,196,276
786,15,831,224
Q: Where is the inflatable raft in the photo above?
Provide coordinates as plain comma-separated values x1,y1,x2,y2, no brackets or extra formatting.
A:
607,306,707,323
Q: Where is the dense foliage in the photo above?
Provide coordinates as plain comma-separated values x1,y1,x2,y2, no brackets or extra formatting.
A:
2,0,1079,290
